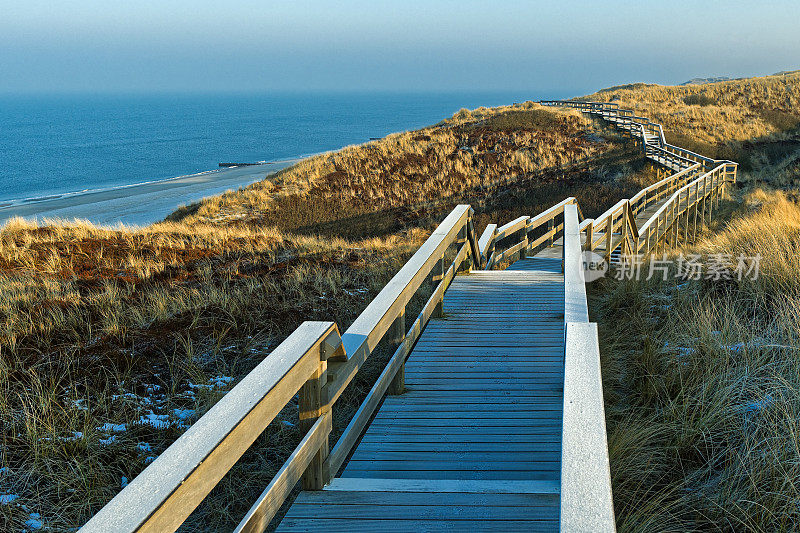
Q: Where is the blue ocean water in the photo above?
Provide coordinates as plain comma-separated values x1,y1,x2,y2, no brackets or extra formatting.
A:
0,92,563,202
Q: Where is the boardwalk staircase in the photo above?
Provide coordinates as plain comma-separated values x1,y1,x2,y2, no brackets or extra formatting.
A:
81,101,737,532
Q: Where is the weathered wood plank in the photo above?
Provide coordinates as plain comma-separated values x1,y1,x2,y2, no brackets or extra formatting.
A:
277,518,558,532
286,503,557,520
339,470,560,481
353,441,562,453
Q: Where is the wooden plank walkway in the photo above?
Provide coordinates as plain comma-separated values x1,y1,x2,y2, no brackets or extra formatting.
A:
80,100,734,533
277,257,566,531
276,105,709,530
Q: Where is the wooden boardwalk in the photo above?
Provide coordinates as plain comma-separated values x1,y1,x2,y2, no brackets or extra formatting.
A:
80,101,737,533
278,258,566,531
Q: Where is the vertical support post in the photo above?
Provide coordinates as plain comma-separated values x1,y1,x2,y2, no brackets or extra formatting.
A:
681,190,689,244
700,175,707,227
456,225,469,273
654,216,661,255
518,223,529,260
300,356,328,490
605,216,613,260
671,201,679,247
708,175,715,222
584,221,594,252
547,218,555,248
692,182,699,241
388,310,406,395
431,254,445,318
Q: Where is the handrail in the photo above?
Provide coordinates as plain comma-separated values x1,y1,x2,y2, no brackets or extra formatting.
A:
81,321,342,533
542,99,737,256
563,205,589,323
478,223,497,258
629,163,701,209
561,205,616,531
486,197,577,268
80,203,484,533
327,204,475,404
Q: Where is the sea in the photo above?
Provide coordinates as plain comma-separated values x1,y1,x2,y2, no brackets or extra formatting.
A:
0,92,564,204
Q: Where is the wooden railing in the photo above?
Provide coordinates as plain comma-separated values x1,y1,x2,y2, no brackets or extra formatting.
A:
81,99,736,533
484,197,579,268
81,205,485,533
636,162,728,255
561,204,616,531
542,99,738,258
79,321,343,533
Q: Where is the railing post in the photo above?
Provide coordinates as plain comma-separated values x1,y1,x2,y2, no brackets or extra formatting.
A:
708,174,715,221
431,254,445,317
518,223,529,260
692,182,699,240
701,174,708,226
671,201,678,247
457,225,470,273
584,221,594,252
300,355,329,490
487,231,496,264
387,310,406,395
654,216,661,254
681,190,688,244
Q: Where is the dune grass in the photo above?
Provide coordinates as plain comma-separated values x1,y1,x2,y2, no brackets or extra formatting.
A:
0,217,431,530
581,72,800,531
170,103,605,235
593,190,800,532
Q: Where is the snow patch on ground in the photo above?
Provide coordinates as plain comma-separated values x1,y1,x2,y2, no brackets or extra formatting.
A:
97,423,127,433
0,493,19,504
139,412,170,429
189,375,234,392
25,513,43,530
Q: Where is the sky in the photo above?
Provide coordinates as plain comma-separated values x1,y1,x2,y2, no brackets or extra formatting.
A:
1,0,799,95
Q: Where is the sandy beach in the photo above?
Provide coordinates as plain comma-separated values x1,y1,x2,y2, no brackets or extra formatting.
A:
0,159,299,227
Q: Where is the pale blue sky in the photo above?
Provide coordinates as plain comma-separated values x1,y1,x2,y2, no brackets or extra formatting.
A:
1,0,798,94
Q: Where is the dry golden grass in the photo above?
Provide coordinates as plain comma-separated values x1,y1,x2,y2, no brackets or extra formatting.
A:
594,190,800,531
